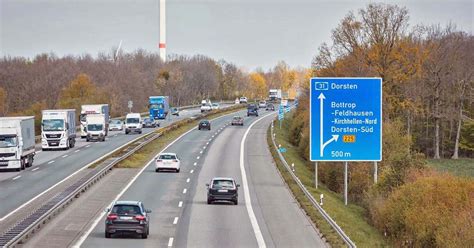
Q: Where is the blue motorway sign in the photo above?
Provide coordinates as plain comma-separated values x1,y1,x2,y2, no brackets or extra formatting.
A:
310,78,382,161
279,147,287,153
278,105,284,120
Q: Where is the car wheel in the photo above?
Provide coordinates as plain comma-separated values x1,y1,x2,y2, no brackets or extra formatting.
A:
198,127,201,130
234,199,238,205
105,232,111,238
207,198,212,204
142,232,148,239
155,168,160,172
86,138,90,142
176,168,180,173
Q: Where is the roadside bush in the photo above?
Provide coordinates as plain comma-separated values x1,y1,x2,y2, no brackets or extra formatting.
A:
370,173,474,247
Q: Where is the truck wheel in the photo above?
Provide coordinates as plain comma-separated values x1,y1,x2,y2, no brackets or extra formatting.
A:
27,155,33,168
20,159,25,170
65,140,70,150
86,137,90,142
71,139,76,148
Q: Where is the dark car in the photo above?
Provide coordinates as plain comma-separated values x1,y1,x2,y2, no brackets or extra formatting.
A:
198,120,211,130
266,103,275,111
231,116,244,126
143,118,157,128
247,104,259,117
206,177,240,205
105,201,151,239
171,107,180,116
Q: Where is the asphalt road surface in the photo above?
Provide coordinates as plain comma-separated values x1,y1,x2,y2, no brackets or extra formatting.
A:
80,110,325,248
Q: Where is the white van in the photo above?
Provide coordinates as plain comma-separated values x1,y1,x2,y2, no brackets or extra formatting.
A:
125,113,142,135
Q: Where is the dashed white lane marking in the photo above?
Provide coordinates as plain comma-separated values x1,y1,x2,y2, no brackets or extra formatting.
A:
48,160,55,164
186,178,190,183
168,237,174,247
190,170,194,174
32,167,39,172
86,145,90,148
75,150,80,153
193,162,197,166
206,142,209,145
183,188,187,194
178,201,183,208
203,146,206,149
197,156,200,160
173,217,179,225
199,150,203,154
209,138,212,141
12,175,21,180
62,155,68,158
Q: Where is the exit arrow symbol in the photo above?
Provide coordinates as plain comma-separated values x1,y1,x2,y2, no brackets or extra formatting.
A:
318,93,338,157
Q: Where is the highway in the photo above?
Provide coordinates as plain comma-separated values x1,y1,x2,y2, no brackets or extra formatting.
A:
0,107,204,221
79,110,325,247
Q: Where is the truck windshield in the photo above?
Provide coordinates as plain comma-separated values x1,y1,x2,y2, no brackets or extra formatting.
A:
126,118,139,124
43,119,65,131
87,124,103,131
0,135,17,148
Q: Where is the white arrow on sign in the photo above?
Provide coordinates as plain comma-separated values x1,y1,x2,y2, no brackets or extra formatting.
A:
318,93,338,156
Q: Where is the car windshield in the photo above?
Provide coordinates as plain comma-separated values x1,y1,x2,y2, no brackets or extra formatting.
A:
144,118,152,123
110,120,121,125
87,124,103,131
126,118,139,124
0,135,17,148
111,205,141,216
212,103,218,106
159,154,177,160
43,119,64,131
212,180,234,189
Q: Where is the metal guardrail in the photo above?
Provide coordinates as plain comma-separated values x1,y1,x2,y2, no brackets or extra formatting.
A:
0,103,241,247
270,122,356,248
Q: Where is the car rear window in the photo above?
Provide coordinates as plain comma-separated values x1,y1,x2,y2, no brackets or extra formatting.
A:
111,205,141,215
233,117,241,120
159,154,177,160
212,180,234,189
201,120,209,124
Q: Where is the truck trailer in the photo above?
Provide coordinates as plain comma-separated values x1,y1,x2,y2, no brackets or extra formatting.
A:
149,96,170,120
41,109,76,150
0,117,35,171
80,104,110,138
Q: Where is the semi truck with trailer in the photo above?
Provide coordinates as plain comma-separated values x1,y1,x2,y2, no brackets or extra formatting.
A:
41,109,76,150
80,104,110,138
149,96,170,120
0,117,35,171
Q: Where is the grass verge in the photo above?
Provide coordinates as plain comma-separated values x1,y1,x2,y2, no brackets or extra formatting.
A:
114,105,245,168
427,158,474,178
268,117,389,247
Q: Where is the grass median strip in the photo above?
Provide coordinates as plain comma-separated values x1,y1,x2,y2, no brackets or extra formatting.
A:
114,106,245,169
267,119,388,247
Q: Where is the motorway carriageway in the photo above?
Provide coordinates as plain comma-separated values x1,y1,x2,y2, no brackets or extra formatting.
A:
76,110,325,247
0,107,208,221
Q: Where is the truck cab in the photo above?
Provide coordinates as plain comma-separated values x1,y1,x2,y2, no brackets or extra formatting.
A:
125,113,143,135
0,117,35,171
86,114,106,142
41,109,76,150
149,96,170,120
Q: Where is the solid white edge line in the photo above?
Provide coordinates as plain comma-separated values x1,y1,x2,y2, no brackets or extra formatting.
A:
239,112,275,248
168,237,174,247
73,108,244,247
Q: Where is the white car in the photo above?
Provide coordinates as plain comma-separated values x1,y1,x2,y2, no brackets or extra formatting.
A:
155,153,181,172
201,103,211,113
239,97,248,104
109,119,123,131
258,100,266,108
211,103,220,110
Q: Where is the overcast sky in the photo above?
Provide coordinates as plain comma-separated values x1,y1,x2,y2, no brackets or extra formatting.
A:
1,0,472,70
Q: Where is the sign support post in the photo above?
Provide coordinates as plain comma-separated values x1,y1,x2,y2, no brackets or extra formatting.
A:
374,161,378,183
315,162,318,189
344,162,348,206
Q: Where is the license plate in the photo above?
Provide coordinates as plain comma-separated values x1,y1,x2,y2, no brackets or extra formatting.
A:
51,142,58,145
120,216,133,220
218,189,228,193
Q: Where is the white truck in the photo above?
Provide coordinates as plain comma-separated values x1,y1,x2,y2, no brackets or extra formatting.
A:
201,99,212,113
269,89,282,102
41,109,76,150
85,114,107,142
0,117,35,171
80,104,110,138
125,113,143,135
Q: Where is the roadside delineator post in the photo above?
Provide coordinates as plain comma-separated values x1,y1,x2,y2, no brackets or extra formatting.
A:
291,163,295,172
320,194,324,206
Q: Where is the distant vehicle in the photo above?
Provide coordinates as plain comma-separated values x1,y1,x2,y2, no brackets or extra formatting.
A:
109,119,124,131
211,103,220,110
0,117,35,171
105,200,151,239
247,104,259,117
170,107,179,116
281,99,289,107
231,116,244,126
149,96,169,120
80,104,109,138
206,177,240,205
269,89,282,102
266,103,275,111
239,97,248,104
198,120,211,130
142,118,157,128
125,113,142,134
155,153,181,172
41,109,76,150
258,100,267,108
234,98,240,104
201,103,212,113
86,114,106,142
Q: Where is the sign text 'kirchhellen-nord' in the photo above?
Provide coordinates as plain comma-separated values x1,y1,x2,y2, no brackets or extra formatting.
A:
310,77,382,161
